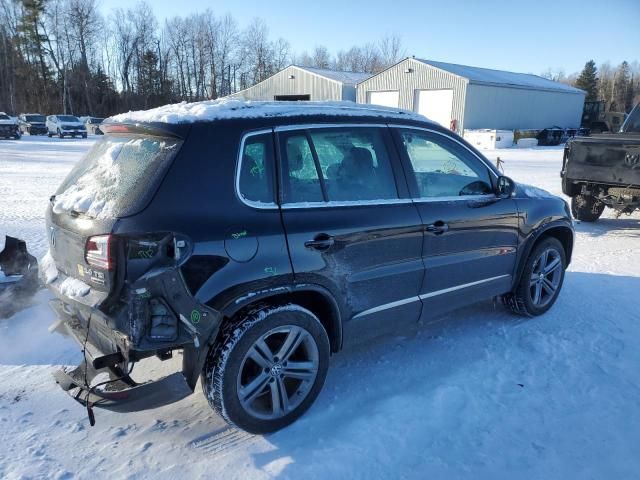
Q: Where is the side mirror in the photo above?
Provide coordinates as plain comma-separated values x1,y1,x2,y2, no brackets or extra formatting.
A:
496,175,516,198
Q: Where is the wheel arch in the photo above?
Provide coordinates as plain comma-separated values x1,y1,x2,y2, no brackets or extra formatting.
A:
514,222,574,288
219,283,343,354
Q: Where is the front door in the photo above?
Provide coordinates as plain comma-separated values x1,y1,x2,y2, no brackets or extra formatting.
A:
276,125,425,343
392,127,519,320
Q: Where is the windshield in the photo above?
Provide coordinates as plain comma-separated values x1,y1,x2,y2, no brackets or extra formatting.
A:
53,135,183,219
25,115,45,122
90,117,104,123
0,114,10,120
57,115,80,122
622,104,640,133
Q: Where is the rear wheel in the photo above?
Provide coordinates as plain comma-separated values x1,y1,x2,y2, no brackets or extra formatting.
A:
47,130,53,138
504,237,566,316
202,304,330,434
571,194,604,222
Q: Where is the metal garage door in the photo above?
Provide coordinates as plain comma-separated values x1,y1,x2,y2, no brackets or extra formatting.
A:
368,91,399,108
415,89,453,128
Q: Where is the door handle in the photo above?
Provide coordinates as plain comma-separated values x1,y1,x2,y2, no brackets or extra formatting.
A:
425,221,449,235
304,234,335,250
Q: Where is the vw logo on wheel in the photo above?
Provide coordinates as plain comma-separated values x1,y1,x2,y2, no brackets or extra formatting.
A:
624,153,640,169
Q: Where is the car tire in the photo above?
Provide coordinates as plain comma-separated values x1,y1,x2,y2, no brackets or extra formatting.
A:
57,129,64,139
503,237,566,317
202,304,330,434
82,133,87,139
571,194,604,222
47,131,53,138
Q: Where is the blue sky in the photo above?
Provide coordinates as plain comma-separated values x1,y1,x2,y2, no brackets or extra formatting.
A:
100,0,639,75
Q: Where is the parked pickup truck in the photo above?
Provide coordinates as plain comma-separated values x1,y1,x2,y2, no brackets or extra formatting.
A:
562,103,640,221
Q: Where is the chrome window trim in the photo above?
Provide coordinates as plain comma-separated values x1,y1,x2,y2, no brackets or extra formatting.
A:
351,274,510,319
281,198,414,209
388,124,499,180
235,129,279,210
412,193,497,203
274,123,387,132
237,123,502,210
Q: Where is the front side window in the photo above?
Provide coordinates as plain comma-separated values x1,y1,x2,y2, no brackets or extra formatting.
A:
280,127,398,204
238,133,275,204
399,130,493,198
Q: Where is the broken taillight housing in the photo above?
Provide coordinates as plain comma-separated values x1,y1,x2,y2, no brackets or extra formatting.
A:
85,235,114,270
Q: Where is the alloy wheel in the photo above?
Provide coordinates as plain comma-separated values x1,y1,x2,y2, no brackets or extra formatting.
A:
237,325,319,420
529,248,562,308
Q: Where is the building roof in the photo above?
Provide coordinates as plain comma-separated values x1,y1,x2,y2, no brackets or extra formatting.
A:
294,65,372,86
415,59,585,94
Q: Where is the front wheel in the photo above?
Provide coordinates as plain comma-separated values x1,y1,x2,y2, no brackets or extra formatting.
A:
571,194,604,222
504,237,566,316
202,304,330,434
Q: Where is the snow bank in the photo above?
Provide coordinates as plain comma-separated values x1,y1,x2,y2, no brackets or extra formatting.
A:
58,277,90,298
38,250,58,284
106,98,426,125
52,143,123,219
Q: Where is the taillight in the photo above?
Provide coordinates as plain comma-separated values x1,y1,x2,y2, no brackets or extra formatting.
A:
85,235,114,270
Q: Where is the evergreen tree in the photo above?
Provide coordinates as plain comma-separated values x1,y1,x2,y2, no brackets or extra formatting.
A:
614,61,631,113
575,60,599,101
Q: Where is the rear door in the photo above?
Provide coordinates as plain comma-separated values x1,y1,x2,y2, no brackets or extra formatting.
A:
392,126,519,319
276,124,424,344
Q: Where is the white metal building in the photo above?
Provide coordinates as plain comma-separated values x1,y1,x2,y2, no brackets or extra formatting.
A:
232,65,371,102
357,58,586,131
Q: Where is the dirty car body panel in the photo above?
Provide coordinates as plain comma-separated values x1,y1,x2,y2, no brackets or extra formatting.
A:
44,106,574,416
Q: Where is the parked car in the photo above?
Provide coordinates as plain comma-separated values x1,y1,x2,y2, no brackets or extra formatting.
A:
562,102,640,221
45,101,574,434
0,112,21,139
85,117,105,135
46,114,87,138
18,113,47,135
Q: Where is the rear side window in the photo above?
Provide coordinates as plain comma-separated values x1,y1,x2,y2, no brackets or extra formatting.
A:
238,133,275,204
54,135,182,219
280,127,398,204
399,130,492,198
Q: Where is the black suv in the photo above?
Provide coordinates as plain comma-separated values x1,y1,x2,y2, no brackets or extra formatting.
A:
45,102,574,434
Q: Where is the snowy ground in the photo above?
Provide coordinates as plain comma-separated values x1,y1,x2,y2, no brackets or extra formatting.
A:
1,136,639,479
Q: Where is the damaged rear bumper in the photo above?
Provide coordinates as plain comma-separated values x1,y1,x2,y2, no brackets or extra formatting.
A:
47,265,222,413
53,357,192,413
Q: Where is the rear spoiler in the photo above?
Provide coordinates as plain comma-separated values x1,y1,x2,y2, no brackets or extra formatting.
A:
101,121,190,139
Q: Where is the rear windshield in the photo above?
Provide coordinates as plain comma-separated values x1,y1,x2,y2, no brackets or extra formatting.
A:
26,115,45,122
53,135,183,219
57,115,80,122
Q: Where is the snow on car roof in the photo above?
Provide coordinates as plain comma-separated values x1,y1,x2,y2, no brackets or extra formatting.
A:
106,98,429,125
